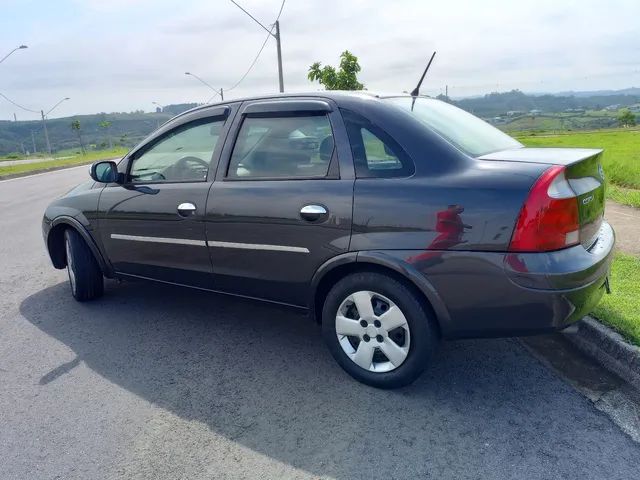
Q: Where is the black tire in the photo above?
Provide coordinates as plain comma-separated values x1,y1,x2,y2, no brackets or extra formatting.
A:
322,272,438,389
64,228,104,301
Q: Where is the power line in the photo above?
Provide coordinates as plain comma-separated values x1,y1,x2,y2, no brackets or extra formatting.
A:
0,92,39,114
225,0,285,92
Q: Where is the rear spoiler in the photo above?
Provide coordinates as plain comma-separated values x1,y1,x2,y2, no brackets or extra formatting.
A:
478,147,603,167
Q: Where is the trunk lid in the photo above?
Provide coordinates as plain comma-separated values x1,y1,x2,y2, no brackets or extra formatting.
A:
479,147,606,249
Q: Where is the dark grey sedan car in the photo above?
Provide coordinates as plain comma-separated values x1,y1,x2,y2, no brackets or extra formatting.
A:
42,92,614,388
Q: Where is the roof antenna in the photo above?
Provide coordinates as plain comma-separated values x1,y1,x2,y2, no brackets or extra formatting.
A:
410,51,437,110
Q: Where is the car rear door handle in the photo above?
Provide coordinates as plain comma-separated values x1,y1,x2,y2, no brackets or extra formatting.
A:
177,202,197,217
300,204,328,222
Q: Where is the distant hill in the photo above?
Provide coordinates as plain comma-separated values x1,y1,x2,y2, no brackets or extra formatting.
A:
0,103,198,155
555,87,640,97
449,89,640,118
1,89,639,155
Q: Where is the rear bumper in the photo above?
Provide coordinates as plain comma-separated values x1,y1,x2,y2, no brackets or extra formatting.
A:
380,222,615,339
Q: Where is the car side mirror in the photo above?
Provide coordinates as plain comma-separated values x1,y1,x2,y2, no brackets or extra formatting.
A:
90,160,119,183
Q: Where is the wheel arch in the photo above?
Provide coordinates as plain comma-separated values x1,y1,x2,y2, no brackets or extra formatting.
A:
310,251,451,337
47,216,113,277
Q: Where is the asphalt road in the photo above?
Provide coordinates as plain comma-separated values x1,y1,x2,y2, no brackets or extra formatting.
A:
1,167,639,480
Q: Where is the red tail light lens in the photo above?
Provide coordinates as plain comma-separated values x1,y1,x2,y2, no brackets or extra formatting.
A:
509,165,580,252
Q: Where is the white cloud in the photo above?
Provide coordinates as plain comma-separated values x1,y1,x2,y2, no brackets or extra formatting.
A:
0,0,639,120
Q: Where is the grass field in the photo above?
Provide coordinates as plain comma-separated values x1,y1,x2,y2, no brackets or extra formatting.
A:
0,147,128,178
516,128,640,208
593,253,640,346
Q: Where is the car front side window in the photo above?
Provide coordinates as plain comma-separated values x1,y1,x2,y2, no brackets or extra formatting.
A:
129,118,224,183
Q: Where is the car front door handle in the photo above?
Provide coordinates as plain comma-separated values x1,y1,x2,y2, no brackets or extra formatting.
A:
300,204,328,222
177,202,197,217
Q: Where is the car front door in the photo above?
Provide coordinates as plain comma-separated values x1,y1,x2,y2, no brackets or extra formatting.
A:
97,106,234,288
205,99,355,306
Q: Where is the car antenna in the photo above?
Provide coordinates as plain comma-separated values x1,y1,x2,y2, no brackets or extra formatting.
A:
410,51,436,110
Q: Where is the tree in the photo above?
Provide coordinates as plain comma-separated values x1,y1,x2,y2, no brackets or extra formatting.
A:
308,50,364,90
99,120,113,149
70,119,86,155
618,109,637,127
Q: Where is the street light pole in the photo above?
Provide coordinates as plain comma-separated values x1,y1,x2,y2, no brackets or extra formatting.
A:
0,45,28,65
229,1,284,92
184,72,223,102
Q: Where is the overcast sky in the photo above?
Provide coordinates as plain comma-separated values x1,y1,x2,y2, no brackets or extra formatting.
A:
0,0,638,120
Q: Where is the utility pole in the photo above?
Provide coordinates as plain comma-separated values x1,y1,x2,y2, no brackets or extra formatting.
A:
220,88,224,101
13,112,17,122
275,20,284,92
39,97,70,157
230,1,285,92
41,110,52,157
445,85,448,98
31,130,37,154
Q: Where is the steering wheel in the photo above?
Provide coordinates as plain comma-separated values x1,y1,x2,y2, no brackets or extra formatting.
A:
173,156,210,180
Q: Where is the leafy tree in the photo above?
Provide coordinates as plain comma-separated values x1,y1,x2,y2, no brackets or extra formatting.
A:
308,50,364,90
70,119,86,155
99,120,113,149
618,109,637,127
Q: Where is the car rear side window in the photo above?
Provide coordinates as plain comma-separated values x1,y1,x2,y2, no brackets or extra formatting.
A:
341,109,414,178
227,114,335,179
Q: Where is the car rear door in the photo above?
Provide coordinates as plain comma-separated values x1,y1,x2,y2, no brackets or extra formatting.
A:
97,105,235,288
205,98,355,306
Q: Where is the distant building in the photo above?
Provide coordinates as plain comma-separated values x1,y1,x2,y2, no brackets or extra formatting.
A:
529,109,542,115
628,104,640,112
604,104,620,111
506,110,524,117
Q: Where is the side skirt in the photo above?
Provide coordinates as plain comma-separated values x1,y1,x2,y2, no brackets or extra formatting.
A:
114,272,309,311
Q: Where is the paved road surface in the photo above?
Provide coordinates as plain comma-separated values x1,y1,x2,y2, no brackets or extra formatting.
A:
606,200,640,256
1,167,638,480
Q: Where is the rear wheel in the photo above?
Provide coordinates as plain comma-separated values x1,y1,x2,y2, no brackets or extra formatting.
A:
64,229,104,301
322,272,438,389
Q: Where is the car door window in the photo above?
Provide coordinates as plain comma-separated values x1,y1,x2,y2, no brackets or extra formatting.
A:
129,118,223,183
341,109,414,178
227,114,335,179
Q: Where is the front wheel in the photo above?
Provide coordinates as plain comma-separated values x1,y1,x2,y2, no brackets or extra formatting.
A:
322,272,438,389
64,229,104,302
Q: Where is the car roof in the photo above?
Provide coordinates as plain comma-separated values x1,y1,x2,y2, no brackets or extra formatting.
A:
167,91,421,123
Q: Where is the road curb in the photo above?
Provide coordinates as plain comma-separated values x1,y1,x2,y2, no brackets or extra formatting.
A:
563,316,640,391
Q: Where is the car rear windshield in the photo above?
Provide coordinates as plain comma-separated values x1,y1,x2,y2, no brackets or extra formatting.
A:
385,97,522,157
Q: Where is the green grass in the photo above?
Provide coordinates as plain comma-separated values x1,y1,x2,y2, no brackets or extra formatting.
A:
592,253,640,346
515,128,640,209
516,128,640,190
607,183,640,209
0,147,128,178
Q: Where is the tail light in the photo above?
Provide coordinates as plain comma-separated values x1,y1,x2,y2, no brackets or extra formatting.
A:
509,165,580,252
